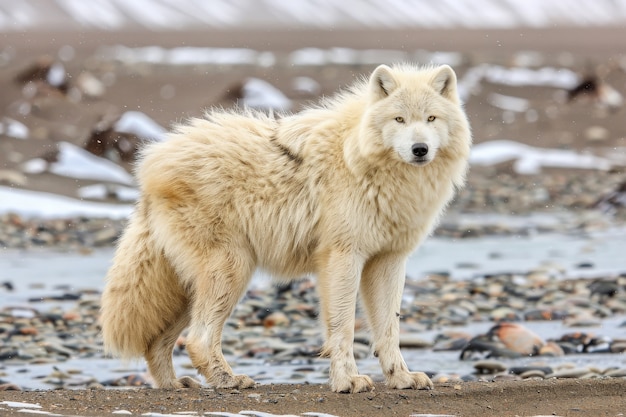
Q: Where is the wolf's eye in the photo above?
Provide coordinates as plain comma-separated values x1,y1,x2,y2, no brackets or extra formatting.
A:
427,115,436,122
395,116,405,123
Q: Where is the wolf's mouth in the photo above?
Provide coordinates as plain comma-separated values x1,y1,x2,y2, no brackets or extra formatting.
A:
412,157,431,165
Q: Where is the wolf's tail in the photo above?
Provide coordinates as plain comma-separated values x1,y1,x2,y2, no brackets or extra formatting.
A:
99,202,187,358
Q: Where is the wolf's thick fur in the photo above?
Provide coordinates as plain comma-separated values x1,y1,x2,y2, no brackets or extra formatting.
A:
100,64,471,393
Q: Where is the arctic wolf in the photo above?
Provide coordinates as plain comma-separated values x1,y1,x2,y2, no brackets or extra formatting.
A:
100,64,471,393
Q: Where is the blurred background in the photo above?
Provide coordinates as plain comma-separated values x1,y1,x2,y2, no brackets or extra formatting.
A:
1,0,626,392
1,0,625,213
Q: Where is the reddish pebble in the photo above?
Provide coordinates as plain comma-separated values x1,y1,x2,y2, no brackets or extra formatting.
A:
539,341,565,357
18,327,39,336
62,311,80,321
263,311,289,328
490,322,544,355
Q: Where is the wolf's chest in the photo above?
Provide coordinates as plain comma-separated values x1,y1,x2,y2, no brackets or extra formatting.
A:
353,176,453,254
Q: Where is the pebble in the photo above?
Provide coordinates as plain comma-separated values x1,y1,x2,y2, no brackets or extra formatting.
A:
604,368,626,377
545,368,594,379
584,125,609,142
519,370,547,379
399,335,432,349
509,366,553,376
473,360,507,374
492,373,521,382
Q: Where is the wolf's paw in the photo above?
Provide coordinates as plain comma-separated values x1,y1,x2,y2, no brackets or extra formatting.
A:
176,376,202,388
214,373,256,389
156,376,201,389
387,371,433,390
331,374,374,393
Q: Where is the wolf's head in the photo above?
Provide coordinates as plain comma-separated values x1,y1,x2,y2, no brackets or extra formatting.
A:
360,64,470,167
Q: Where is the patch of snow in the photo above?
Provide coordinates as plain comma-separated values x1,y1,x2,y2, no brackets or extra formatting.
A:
289,48,327,66
0,186,133,219
21,158,46,174
292,76,321,95
488,93,530,112
22,142,135,185
426,51,464,67
302,414,341,417
458,64,580,102
289,47,408,66
599,83,624,109
140,413,198,417
77,184,139,202
0,401,42,409
46,62,66,87
114,111,167,142
100,45,271,67
1,117,29,139
483,65,579,89
242,78,292,111
239,412,301,417
470,140,614,174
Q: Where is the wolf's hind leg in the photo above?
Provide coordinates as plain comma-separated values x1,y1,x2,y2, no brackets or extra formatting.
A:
145,309,200,388
360,253,433,390
183,248,256,389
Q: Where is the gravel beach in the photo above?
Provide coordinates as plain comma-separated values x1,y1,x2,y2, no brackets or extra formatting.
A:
1,9,626,416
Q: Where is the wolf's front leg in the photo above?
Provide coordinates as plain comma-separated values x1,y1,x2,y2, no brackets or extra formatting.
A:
318,251,373,393
360,253,433,390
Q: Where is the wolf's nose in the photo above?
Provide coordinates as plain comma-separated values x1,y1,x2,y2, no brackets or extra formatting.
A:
411,143,429,157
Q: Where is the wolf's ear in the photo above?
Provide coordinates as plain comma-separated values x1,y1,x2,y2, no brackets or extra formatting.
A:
369,64,397,101
430,65,458,101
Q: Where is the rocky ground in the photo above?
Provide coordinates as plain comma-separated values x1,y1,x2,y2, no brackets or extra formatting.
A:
1,26,626,416
2,378,626,417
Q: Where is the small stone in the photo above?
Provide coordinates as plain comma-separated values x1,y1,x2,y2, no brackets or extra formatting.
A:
493,373,521,382
604,368,626,378
0,383,22,391
0,170,27,186
431,374,447,383
91,227,119,246
76,71,106,98
545,368,593,379
263,311,290,328
610,342,626,353
18,327,38,336
488,322,544,355
509,366,553,376
62,311,81,321
584,126,609,142
489,307,521,322
520,370,546,379
474,360,507,374
538,341,565,357
398,335,432,349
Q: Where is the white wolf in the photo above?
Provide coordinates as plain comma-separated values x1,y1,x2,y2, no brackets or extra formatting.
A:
100,63,472,393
